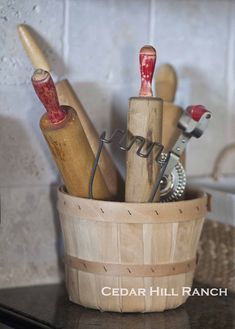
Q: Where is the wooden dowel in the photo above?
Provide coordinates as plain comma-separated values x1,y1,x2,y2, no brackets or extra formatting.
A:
125,97,163,202
155,64,185,166
162,103,183,152
56,80,124,200
18,24,50,71
155,63,177,102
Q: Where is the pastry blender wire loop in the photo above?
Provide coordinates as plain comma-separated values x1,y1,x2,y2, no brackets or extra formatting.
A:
88,129,164,199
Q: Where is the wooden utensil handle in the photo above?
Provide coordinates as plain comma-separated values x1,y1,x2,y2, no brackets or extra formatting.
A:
155,63,177,102
139,45,156,96
18,24,50,71
32,69,66,123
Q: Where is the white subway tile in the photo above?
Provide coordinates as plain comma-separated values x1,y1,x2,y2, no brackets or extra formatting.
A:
152,0,230,175
152,0,229,93
67,0,150,84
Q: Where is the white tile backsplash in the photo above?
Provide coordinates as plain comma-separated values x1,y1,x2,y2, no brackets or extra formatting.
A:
0,0,64,85
67,0,150,84
0,85,59,187
0,185,63,288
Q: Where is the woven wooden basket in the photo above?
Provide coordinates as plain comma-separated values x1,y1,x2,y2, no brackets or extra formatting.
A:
196,219,235,292
57,187,208,312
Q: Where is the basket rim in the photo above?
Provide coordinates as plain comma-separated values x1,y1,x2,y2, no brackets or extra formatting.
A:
57,186,208,224
58,185,207,206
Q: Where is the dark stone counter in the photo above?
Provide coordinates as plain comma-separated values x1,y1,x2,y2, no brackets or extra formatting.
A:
0,282,234,329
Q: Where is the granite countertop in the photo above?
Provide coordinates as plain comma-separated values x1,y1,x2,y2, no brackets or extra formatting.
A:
0,282,234,329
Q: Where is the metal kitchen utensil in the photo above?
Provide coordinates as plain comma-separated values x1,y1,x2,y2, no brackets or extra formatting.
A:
89,105,211,201
149,105,212,202
89,129,164,199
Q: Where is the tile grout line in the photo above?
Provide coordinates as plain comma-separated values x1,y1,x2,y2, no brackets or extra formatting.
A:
0,183,61,190
62,0,70,75
226,0,235,141
149,0,155,45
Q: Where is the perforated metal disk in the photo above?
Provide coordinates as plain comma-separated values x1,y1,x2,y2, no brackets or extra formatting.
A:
159,153,186,202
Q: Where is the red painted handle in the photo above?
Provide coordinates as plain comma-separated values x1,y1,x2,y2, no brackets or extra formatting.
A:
31,69,66,124
139,45,156,96
186,105,211,121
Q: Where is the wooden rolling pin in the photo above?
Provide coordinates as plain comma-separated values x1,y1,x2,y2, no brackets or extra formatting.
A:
18,24,124,200
155,64,185,165
125,46,163,202
155,63,177,103
32,69,111,200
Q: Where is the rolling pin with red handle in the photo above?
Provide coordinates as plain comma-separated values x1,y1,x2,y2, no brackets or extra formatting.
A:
18,24,123,200
32,69,111,200
125,45,163,202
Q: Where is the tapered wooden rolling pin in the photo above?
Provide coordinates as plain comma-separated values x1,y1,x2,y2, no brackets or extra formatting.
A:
32,69,111,200
18,24,123,200
125,46,163,202
155,64,185,165
155,63,177,103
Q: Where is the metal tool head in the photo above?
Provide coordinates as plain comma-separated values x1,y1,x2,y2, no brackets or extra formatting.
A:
159,153,186,202
149,104,212,202
178,105,212,138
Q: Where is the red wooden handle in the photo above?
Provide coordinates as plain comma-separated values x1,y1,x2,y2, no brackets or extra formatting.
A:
186,105,211,122
139,45,156,96
31,69,66,124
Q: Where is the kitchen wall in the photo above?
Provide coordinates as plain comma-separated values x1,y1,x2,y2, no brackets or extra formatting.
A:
1,0,235,288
